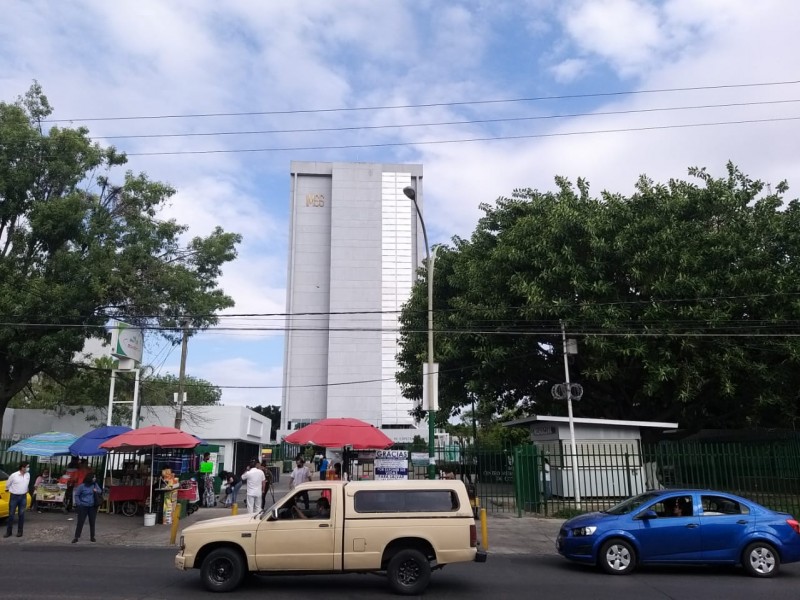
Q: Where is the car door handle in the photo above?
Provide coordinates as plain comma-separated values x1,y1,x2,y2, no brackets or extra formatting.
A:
319,523,330,528
737,520,748,525
686,523,699,528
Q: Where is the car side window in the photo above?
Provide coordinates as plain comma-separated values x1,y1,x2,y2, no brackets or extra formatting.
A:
656,495,693,517
701,495,748,516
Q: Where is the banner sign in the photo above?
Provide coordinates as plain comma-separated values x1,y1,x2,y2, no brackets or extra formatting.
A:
374,449,409,480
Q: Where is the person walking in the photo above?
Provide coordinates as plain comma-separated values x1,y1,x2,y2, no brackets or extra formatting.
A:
72,472,102,543
258,459,273,509
4,462,30,538
289,457,312,509
241,460,266,514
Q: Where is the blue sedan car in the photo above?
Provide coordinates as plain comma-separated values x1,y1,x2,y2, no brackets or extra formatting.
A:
556,489,800,577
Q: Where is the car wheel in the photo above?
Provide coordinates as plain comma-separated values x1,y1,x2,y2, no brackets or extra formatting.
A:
201,547,246,592
599,539,636,575
742,541,780,578
386,548,432,595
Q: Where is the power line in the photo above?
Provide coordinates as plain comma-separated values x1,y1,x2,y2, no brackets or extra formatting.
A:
43,79,800,123
83,99,800,141
121,115,800,157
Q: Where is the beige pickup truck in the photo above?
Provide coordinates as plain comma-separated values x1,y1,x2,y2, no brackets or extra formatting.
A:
176,479,486,595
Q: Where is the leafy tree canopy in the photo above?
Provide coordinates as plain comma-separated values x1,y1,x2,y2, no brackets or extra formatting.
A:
0,83,241,433
249,405,281,441
397,164,800,432
10,356,222,425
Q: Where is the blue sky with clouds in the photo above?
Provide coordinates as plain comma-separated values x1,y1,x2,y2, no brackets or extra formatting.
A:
2,0,799,408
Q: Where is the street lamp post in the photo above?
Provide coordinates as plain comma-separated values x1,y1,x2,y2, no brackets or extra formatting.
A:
403,185,438,480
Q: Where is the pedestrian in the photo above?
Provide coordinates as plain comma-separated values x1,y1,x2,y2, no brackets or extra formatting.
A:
319,455,329,482
199,452,215,507
72,472,103,543
258,459,273,509
241,459,266,514
289,457,311,509
4,461,30,538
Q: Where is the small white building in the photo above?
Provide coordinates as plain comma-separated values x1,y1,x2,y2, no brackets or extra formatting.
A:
504,415,678,498
2,406,271,475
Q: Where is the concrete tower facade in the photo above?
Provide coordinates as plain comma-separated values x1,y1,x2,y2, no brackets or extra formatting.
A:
279,161,423,442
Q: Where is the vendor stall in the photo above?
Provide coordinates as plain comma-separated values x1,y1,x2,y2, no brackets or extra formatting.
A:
100,426,201,526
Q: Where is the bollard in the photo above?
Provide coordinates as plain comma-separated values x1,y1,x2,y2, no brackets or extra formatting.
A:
480,508,489,550
169,504,182,545
231,503,238,516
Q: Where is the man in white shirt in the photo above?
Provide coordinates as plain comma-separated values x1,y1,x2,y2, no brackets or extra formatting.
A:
289,458,311,510
240,460,266,514
4,462,30,538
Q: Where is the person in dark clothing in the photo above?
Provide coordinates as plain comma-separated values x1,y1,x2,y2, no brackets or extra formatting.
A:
72,472,102,543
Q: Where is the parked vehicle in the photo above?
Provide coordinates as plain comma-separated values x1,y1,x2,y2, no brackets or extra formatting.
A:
0,469,32,519
176,479,487,594
556,489,800,577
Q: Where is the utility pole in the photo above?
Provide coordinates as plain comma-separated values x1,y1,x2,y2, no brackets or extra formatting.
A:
173,319,189,430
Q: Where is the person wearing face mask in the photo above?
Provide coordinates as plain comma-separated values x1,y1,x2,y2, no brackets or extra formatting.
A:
72,472,102,543
4,462,30,538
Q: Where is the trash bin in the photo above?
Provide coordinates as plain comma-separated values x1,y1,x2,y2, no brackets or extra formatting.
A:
177,499,188,519
283,460,293,474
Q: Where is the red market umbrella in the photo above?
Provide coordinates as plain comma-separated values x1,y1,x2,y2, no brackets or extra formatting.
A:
99,426,202,517
99,425,201,450
284,418,393,450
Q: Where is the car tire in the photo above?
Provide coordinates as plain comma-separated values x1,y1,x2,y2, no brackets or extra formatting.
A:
201,547,247,593
386,548,432,595
599,538,636,575
742,541,780,578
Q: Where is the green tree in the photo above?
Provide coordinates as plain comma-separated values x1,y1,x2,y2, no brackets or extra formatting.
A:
0,83,241,434
397,164,800,431
249,405,281,441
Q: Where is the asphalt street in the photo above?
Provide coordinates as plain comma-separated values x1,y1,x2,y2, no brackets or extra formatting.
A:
3,544,800,600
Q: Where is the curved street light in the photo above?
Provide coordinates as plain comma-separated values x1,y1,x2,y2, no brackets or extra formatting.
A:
403,185,438,480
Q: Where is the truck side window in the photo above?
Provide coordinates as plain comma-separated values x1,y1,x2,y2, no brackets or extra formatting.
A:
354,490,459,513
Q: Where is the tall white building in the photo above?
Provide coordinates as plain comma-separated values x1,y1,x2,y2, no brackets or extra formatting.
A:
279,162,424,442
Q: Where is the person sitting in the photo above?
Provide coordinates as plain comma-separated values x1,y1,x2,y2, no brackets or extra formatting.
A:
293,496,331,520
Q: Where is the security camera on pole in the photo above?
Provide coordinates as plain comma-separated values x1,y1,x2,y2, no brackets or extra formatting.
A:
551,321,583,508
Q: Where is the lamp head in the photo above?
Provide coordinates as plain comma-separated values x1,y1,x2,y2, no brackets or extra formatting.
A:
402,186,416,201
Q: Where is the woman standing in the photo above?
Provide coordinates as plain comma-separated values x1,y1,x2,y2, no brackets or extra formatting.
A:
72,473,102,543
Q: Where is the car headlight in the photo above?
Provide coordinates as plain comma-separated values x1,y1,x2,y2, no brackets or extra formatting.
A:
571,526,597,537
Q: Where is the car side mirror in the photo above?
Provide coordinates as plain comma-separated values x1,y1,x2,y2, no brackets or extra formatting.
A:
639,509,658,520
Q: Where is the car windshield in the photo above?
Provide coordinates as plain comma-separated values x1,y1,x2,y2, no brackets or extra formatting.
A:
604,492,662,515
0,469,8,481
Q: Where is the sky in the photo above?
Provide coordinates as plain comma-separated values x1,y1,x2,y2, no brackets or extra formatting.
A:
2,0,799,410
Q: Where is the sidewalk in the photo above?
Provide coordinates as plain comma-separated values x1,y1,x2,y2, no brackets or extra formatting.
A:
2,476,565,555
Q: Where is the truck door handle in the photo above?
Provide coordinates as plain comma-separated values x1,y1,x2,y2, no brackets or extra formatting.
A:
319,523,329,528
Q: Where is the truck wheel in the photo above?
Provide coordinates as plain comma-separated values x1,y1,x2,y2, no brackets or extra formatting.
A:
386,549,431,596
201,548,246,593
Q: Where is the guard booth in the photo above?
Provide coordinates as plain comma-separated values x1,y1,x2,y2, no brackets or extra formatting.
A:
505,416,678,501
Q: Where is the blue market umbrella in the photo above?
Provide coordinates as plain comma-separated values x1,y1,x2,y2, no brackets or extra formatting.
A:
7,431,78,457
68,426,133,457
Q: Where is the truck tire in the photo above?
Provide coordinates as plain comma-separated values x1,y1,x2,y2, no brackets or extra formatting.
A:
200,547,246,592
386,548,431,596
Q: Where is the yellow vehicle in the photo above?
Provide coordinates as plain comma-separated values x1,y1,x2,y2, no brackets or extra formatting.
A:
176,479,487,595
0,468,33,519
